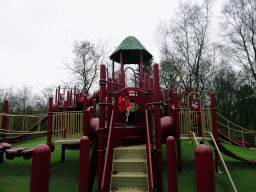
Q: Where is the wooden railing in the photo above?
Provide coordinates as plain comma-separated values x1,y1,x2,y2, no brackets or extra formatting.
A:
0,113,47,136
145,110,154,192
217,112,256,148
101,110,114,192
51,111,83,141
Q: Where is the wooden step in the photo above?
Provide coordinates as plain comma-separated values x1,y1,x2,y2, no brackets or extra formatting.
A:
114,145,146,159
111,172,148,189
111,188,148,191
180,137,212,141
112,159,147,173
110,144,149,191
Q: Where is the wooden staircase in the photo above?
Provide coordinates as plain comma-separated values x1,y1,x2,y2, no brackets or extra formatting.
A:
110,144,149,191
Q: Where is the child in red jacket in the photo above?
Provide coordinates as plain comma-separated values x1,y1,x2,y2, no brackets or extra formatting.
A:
119,90,131,124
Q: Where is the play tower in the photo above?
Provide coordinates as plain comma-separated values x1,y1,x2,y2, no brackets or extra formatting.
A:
3,36,254,192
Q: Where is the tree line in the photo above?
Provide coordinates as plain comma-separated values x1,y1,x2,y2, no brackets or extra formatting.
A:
0,86,54,115
157,0,256,130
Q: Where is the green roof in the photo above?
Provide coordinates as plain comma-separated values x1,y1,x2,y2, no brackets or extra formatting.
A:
110,36,153,64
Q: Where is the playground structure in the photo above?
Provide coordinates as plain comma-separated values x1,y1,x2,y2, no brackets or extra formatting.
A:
1,36,256,191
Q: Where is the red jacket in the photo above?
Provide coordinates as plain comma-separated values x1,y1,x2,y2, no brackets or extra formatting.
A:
119,97,131,112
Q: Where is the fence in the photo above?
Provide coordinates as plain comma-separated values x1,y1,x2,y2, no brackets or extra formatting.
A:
51,111,83,142
0,113,47,140
179,108,212,137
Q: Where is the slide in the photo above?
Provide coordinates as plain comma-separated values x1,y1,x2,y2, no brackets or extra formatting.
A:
218,128,251,148
217,142,256,164
3,115,48,143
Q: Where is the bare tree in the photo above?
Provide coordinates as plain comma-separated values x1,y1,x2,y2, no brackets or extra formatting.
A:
157,0,214,94
221,0,256,86
63,40,109,93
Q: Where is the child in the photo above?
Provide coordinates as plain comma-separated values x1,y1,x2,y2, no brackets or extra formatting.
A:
119,90,131,124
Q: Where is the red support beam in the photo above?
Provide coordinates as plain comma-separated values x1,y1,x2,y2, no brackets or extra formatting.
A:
98,64,106,191
174,92,182,172
210,92,220,171
195,144,215,192
166,136,178,192
93,99,97,118
79,136,90,192
112,59,115,81
47,97,53,149
30,144,51,192
1,100,8,140
197,98,203,137
83,94,88,136
153,63,163,192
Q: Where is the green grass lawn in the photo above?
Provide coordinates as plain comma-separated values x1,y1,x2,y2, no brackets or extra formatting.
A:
0,137,256,191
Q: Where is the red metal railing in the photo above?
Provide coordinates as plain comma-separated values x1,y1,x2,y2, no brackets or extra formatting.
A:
145,110,154,192
101,110,114,192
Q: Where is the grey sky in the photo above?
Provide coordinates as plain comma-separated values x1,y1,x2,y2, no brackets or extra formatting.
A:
0,0,220,94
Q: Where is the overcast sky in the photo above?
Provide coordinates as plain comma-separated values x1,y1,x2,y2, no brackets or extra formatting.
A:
0,0,221,95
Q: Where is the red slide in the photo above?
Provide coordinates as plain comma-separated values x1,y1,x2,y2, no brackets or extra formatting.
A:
3,115,48,143
218,128,251,148
217,142,256,164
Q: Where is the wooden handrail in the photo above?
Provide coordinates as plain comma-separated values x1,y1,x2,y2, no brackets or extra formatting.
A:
188,131,199,146
101,110,114,192
145,110,154,192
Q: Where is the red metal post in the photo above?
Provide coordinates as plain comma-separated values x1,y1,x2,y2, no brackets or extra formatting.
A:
47,97,53,149
140,53,143,87
174,92,182,172
166,136,178,192
120,52,124,85
93,99,97,118
191,87,193,102
1,100,8,140
0,100,8,163
148,61,151,76
195,144,215,192
112,60,115,81
167,98,171,116
30,144,51,192
61,101,68,162
79,136,90,192
197,98,203,137
107,77,112,130
74,86,77,108
98,64,106,191
144,74,149,90
169,84,173,104
210,92,220,171
153,63,163,192
55,88,58,103
83,94,88,136
179,89,181,105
